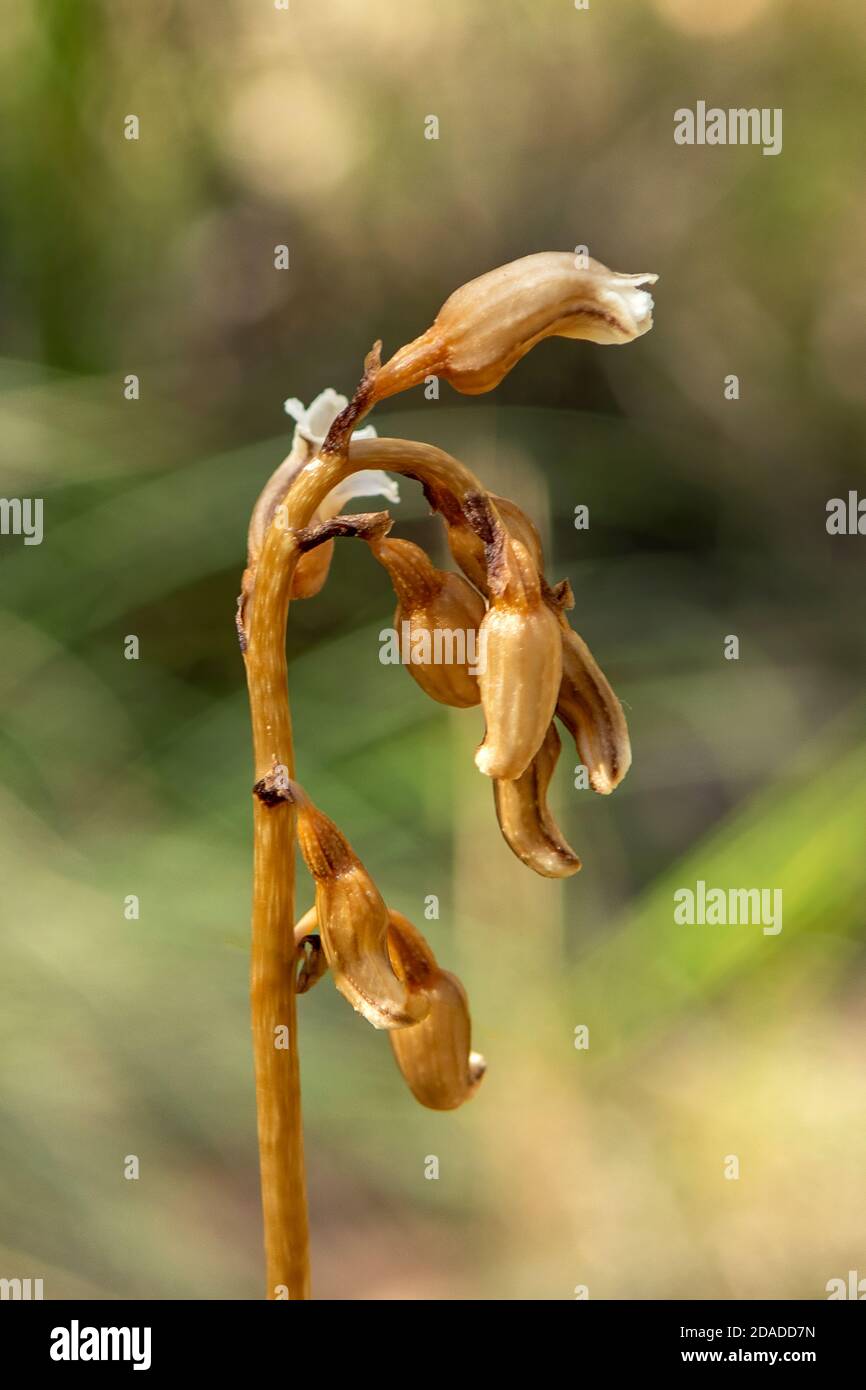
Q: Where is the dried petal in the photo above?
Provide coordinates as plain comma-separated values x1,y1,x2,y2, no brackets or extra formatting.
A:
493,723,581,878
387,911,486,1111
293,795,429,1029
371,536,486,708
475,538,562,779
556,619,632,794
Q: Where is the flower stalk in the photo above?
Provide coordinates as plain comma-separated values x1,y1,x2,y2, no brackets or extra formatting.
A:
240,252,656,1299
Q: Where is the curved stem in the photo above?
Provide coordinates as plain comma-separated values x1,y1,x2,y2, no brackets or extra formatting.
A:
250,437,497,599
243,434,493,1300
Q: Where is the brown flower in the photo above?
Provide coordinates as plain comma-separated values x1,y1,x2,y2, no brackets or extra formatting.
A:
475,536,562,780
373,251,657,400
370,535,486,708
387,911,486,1111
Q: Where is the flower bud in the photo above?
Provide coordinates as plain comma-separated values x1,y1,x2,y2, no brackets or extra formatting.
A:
556,621,632,794
386,910,486,1111
493,723,581,878
374,252,657,399
292,541,334,599
475,538,562,780
371,536,486,708
293,794,429,1029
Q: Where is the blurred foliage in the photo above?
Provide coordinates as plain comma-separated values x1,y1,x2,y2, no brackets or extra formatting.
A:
0,0,865,1299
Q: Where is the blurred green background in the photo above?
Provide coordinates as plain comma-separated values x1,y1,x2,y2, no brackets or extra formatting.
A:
1,0,865,1300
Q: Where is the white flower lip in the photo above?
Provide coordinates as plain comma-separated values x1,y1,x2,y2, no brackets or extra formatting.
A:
326,469,400,515
608,272,658,336
284,386,378,447
284,388,399,518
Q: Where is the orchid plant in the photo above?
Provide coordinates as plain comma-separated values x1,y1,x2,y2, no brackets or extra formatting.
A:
238,252,657,1298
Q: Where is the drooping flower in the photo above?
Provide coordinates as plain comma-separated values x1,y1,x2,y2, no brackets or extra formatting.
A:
474,536,563,780
493,722,581,879
370,535,486,708
387,910,486,1111
282,780,484,1111
555,619,632,795
372,252,658,400
290,784,429,1030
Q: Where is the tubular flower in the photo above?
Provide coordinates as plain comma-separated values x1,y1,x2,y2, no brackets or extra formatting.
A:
370,535,486,708
555,617,632,795
475,536,562,780
386,910,486,1111
493,722,581,879
373,251,657,400
290,785,429,1030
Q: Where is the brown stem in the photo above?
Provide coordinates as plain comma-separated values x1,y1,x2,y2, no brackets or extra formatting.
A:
267,435,493,537
241,433,496,1300
244,517,308,1299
